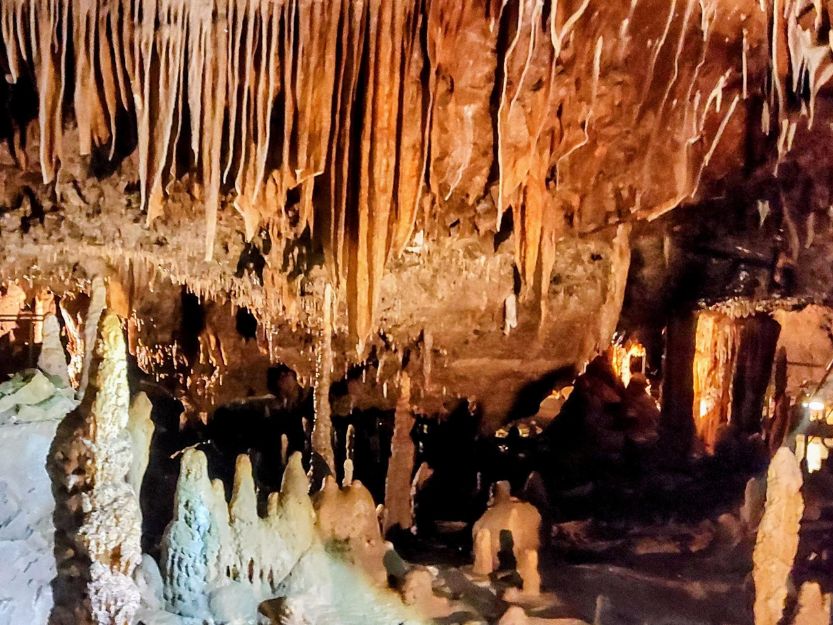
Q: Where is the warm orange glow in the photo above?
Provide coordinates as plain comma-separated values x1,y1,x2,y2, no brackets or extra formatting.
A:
612,339,647,387
692,312,738,453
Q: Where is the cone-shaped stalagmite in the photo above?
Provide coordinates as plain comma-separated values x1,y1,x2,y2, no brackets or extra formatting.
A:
50,311,142,625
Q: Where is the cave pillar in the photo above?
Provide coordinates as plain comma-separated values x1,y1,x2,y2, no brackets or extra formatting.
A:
732,314,781,435
311,284,335,483
660,312,698,459
383,373,416,533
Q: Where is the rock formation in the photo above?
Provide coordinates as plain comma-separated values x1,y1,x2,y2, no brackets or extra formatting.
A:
313,475,388,585
127,392,154,498
160,448,424,624
791,582,831,625
753,448,804,625
384,373,416,533
472,481,541,575
38,314,70,386
0,368,77,625
49,311,142,625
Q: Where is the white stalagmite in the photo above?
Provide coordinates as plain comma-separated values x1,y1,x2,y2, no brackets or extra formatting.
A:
72,311,142,625
384,372,416,533
753,448,804,625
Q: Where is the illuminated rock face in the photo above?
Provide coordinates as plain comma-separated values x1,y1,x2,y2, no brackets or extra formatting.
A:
4,0,831,348
753,448,804,625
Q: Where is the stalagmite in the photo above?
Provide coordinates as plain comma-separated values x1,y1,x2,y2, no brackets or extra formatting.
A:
311,283,335,480
38,313,69,386
50,311,141,625
313,476,388,585
472,481,541,574
473,528,494,576
384,373,416,533
126,392,154,498
518,549,541,596
78,276,107,400
162,449,220,620
753,448,804,625
791,582,831,625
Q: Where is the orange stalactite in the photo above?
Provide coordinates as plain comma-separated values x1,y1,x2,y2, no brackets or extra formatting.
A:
691,311,739,453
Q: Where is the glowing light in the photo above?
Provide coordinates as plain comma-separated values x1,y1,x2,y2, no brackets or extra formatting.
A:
808,399,825,412
806,438,828,473
612,339,647,387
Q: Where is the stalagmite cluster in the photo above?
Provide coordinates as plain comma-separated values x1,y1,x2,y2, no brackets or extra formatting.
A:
50,311,142,625
160,449,423,624
753,447,804,625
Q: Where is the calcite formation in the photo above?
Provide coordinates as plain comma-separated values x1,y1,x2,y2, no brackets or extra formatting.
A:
0,365,77,625
384,372,416,533
50,311,142,625
472,481,541,578
791,582,831,625
313,475,388,585
126,391,155,498
161,449,423,624
37,313,70,386
4,0,831,347
162,450,315,619
753,447,804,625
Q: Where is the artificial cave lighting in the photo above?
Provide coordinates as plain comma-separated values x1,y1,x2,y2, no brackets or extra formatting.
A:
5,1,833,625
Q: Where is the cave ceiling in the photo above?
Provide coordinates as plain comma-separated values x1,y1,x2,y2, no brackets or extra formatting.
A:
2,0,833,425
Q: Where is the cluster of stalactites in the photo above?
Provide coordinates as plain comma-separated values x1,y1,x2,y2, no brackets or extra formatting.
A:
3,0,833,340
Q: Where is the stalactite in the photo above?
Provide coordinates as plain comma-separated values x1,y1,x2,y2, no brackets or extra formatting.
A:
1,0,830,343
311,283,335,480
383,373,416,533
692,312,739,452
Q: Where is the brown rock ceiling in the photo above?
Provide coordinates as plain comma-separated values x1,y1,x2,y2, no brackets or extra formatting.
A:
2,0,833,426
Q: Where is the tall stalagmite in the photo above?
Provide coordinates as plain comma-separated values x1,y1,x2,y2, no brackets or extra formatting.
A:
50,311,142,625
383,372,416,533
311,283,335,480
753,447,804,625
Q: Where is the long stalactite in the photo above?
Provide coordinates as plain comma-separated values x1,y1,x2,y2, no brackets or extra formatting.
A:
2,0,832,342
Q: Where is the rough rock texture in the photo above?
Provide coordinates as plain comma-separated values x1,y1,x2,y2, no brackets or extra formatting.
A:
753,448,804,625
0,367,76,625
49,311,142,625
